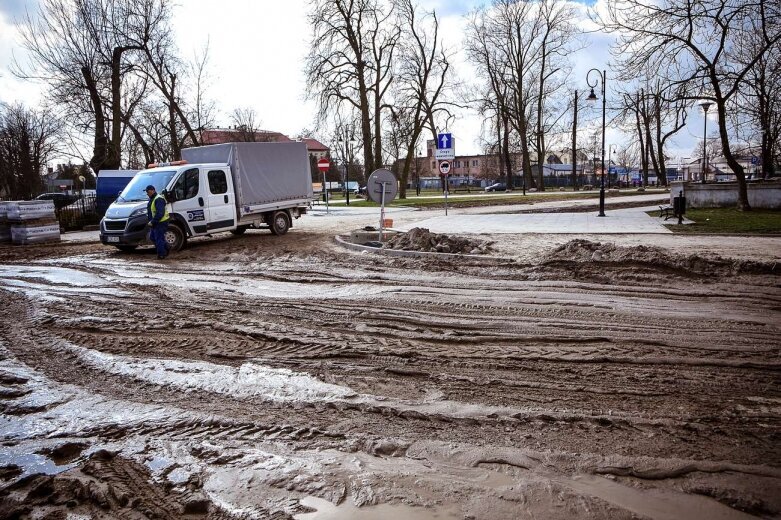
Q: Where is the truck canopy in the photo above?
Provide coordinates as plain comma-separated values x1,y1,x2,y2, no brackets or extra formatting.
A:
181,142,313,210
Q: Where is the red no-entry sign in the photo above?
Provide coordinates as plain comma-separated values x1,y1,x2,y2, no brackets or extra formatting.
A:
317,158,330,172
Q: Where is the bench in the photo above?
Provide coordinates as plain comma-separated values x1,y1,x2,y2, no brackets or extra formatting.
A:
659,205,674,220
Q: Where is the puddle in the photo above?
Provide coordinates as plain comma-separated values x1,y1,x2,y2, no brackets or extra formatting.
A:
295,496,460,520
0,265,130,297
0,265,108,287
560,474,757,520
69,344,357,402
0,451,75,479
104,265,395,299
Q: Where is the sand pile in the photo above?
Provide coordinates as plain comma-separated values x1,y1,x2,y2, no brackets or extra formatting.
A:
543,239,778,276
384,227,493,254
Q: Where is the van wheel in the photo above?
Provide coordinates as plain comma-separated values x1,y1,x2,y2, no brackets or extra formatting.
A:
164,224,187,252
230,226,248,235
270,211,290,235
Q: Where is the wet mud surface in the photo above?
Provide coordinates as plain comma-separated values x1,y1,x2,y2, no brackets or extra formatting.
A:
0,228,779,519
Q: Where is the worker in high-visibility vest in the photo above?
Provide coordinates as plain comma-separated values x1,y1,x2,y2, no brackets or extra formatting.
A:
145,185,170,259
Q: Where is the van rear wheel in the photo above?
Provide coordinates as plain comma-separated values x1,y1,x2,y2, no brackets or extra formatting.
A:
164,224,186,252
269,211,290,235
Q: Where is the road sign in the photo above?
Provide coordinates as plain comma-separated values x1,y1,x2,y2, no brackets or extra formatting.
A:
751,156,759,165
437,133,452,150
317,158,330,172
438,161,451,175
367,168,398,204
435,148,455,160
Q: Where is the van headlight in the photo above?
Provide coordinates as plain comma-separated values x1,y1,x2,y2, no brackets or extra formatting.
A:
130,207,147,218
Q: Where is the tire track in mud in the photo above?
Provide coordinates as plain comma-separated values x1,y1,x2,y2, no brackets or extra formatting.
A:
1,237,780,519
2,261,779,465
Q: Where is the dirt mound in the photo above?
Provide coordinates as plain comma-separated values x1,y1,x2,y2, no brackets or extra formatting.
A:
543,239,779,276
0,450,247,519
384,227,493,254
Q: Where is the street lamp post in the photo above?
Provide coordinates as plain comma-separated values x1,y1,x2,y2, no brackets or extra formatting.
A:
587,69,607,217
699,101,713,184
338,127,357,205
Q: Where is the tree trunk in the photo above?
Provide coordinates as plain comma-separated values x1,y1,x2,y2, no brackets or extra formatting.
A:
716,98,751,210
654,93,667,187
82,66,113,174
571,91,578,190
168,72,180,160
536,42,547,192
520,117,533,190
635,93,647,187
502,112,513,187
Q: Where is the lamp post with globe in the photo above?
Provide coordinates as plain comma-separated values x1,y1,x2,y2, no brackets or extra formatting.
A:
699,101,714,183
587,69,607,217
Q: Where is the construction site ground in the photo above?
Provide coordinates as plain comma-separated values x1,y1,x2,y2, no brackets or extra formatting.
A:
1,197,779,519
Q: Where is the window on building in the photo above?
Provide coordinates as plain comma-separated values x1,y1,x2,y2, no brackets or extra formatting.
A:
472,160,478,167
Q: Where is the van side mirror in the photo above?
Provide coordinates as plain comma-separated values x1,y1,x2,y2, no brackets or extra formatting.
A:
163,189,175,203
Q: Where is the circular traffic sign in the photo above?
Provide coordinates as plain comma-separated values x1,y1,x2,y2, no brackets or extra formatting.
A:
366,168,398,204
317,158,330,172
438,161,451,175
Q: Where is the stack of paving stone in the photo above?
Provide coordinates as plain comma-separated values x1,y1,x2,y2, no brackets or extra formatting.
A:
0,202,10,243
7,200,61,245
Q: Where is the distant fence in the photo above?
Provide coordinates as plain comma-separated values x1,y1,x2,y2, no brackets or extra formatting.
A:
57,194,99,231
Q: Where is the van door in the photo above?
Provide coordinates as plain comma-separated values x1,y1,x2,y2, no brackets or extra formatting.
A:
205,168,236,233
170,167,206,234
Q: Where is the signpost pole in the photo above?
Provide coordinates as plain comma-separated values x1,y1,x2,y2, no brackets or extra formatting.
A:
323,171,329,214
367,168,398,244
444,171,448,216
317,158,330,214
379,182,387,242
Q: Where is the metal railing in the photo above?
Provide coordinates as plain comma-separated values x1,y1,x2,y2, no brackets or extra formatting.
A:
57,194,100,231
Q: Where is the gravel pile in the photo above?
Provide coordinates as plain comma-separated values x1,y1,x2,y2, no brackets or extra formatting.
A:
384,227,493,254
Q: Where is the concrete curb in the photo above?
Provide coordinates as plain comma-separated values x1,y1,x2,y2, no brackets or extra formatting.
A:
334,234,515,264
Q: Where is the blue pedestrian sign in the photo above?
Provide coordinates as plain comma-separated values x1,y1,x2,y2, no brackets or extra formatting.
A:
435,133,455,160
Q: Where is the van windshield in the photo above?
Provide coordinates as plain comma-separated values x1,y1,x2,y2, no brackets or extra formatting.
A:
119,170,176,202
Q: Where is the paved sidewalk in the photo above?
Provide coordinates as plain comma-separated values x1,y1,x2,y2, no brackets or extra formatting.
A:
396,206,679,234
59,195,676,241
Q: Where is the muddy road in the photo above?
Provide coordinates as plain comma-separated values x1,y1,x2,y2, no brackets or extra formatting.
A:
0,224,779,519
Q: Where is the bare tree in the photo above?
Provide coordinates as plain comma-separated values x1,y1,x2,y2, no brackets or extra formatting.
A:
188,40,217,140
0,103,61,199
736,27,781,178
229,108,262,142
614,144,638,185
306,0,399,174
466,4,527,188
135,0,201,156
392,0,454,198
16,0,152,173
532,0,579,191
467,0,577,190
597,0,781,209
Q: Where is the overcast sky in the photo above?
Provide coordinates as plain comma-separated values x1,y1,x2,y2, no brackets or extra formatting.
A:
0,0,708,163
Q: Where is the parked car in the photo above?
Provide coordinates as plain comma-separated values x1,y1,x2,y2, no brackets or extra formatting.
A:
353,185,367,196
484,182,507,192
35,192,79,210
62,196,97,214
